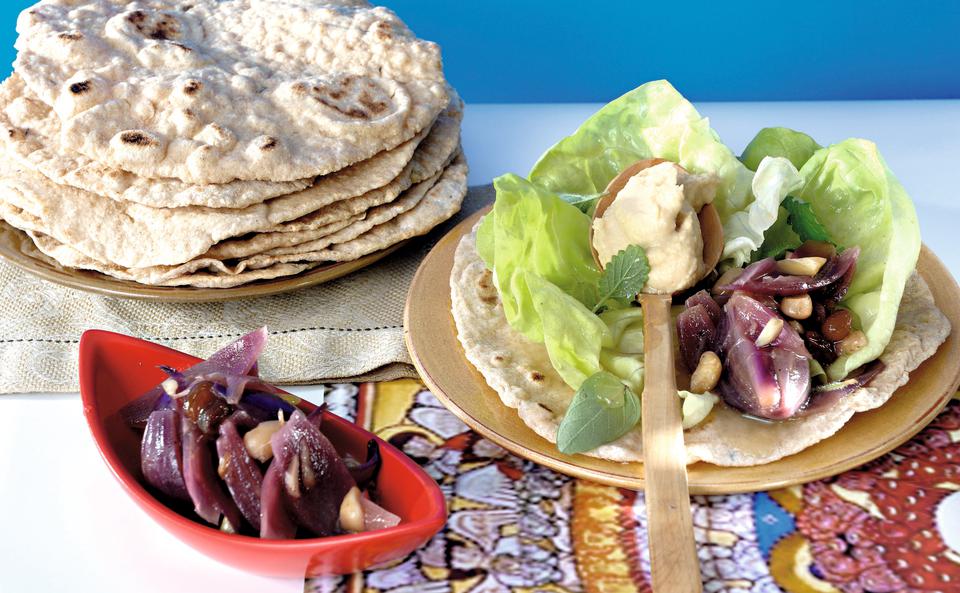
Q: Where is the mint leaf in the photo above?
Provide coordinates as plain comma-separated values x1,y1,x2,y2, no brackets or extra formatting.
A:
557,371,641,455
594,245,649,312
782,196,832,243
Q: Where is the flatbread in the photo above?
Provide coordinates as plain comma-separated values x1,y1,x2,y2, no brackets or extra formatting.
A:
263,115,462,234
207,167,446,261
300,153,467,263
450,225,952,466
0,99,461,268
14,0,448,183
10,155,466,286
0,74,462,209
0,220,321,289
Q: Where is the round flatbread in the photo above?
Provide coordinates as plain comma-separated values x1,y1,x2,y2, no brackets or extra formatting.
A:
9,155,466,286
0,99,461,268
0,74,462,210
450,225,952,466
14,0,448,183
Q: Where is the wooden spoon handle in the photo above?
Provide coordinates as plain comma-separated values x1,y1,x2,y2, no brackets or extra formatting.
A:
640,293,703,592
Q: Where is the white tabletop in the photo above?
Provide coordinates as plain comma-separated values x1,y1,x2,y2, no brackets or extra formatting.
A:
2,100,960,592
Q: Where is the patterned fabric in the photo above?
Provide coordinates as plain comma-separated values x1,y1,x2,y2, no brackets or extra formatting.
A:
305,382,960,593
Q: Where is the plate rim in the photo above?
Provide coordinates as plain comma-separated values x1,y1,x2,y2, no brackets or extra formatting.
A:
0,221,407,302
404,207,960,494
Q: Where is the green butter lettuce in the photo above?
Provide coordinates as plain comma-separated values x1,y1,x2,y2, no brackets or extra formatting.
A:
526,272,608,389
599,307,645,393
524,79,796,270
741,127,821,171
754,210,801,260
520,273,646,392
477,174,600,342
478,175,645,392
528,80,754,223
722,156,803,266
796,139,921,379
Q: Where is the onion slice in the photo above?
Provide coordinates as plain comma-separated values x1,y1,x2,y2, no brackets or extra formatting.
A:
216,418,264,531
122,328,268,427
716,248,859,296
140,409,189,501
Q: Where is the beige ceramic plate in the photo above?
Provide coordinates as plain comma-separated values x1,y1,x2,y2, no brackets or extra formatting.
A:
0,221,406,303
404,209,960,494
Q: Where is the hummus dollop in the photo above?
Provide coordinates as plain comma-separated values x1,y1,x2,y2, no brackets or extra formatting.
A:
592,162,719,294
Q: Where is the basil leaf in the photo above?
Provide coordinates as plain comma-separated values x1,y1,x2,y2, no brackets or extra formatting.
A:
594,245,649,312
558,192,602,215
557,371,641,455
782,196,832,243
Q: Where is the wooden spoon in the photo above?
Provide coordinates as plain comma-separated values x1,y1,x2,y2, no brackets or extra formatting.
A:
590,159,723,593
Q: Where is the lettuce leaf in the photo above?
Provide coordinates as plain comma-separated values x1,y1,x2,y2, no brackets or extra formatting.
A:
796,139,921,379
754,210,800,260
477,174,600,342
478,177,645,392
722,156,803,266
741,127,821,171
526,272,608,389
525,273,646,392
527,80,754,223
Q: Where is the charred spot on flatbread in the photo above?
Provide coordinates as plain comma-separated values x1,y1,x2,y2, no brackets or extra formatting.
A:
68,80,90,94
181,80,202,95
119,131,156,146
127,10,181,41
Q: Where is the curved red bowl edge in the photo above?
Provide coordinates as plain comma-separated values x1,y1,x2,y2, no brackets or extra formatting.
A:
78,329,448,577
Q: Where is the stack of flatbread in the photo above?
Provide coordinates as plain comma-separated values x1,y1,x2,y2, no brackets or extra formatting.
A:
0,0,467,288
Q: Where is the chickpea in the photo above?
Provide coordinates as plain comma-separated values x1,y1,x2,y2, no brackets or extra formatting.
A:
822,309,853,341
690,351,721,393
243,420,282,462
780,294,813,320
339,487,365,533
839,330,868,355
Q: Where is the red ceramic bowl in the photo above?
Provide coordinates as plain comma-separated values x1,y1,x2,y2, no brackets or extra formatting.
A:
78,330,447,577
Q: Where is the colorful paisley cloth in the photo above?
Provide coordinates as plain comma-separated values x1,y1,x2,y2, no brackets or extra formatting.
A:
305,383,960,593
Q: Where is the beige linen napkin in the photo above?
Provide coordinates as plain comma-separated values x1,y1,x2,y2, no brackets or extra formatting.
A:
0,185,492,394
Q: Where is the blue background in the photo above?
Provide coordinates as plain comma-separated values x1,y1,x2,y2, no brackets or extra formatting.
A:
1,1,957,102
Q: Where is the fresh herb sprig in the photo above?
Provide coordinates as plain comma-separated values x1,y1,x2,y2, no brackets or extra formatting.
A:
593,245,649,312
556,371,641,454
781,196,831,243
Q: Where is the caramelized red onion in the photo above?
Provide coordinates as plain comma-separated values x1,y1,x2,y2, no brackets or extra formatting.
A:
181,414,243,530
216,418,264,531
261,410,357,538
121,328,268,427
129,329,396,538
141,409,189,501
800,361,886,416
347,440,383,492
677,303,718,372
716,247,859,296
676,246,879,421
717,293,812,419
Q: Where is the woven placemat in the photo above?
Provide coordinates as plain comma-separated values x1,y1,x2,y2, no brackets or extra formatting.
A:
0,185,493,394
